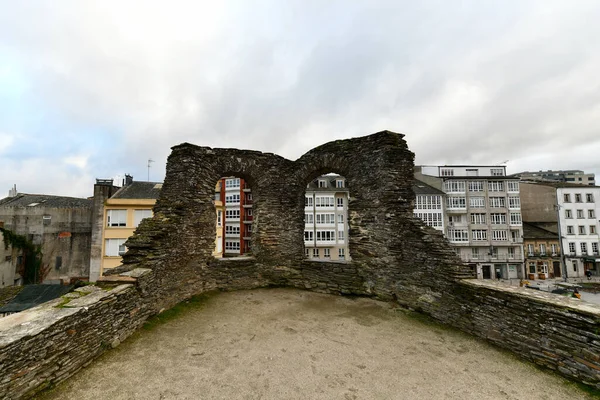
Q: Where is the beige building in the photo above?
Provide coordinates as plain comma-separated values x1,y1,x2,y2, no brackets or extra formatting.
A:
100,181,161,274
213,199,224,258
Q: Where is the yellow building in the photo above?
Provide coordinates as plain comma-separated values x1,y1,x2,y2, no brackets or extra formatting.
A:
101,181,162,274
213,199,224,258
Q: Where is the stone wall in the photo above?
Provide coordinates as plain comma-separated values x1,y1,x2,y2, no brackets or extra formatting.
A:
448,280,600,387
0,271,153,399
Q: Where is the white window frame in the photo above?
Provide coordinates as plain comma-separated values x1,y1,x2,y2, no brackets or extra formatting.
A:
472,229,488,241
324,248,331,258
469,197,485,208
490,213,507,224
470,213,486,224
488,181,504,192
491,230,507,241
107,209,127,227
104,238,127,257
468,181,484,192
304,231,314,241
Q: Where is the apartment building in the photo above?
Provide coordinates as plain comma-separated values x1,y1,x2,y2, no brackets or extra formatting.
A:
557,186,600,277
216,177,252,256
304,175,349,261
100,180,161,274
522,222,561,280
416,166,525,280
412,180,445,232
515,170,595,186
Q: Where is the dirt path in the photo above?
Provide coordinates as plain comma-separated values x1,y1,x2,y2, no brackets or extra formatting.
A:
41,288,592,400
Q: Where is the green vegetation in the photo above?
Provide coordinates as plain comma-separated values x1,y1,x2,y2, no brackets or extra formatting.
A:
142,292,216,331
0,227,47,284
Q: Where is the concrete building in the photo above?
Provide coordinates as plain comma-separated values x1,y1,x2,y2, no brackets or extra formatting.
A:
215,177,252,256
0,191,92,286
514,170,596,186
416,166,525,280
412,180,445,232
304,174,349,261
522,222,562,280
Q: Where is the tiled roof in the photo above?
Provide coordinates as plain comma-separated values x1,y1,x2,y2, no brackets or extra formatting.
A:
522,222,558,240
413,180,444,195
0,194,91,209
111,181,162,200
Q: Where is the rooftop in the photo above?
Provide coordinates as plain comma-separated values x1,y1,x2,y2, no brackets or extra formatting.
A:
522,222,558,240
413,179,444,195
0,194,92,209
111,181,162,200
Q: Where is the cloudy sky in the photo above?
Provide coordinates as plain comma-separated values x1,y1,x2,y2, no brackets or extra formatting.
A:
1,0,599,197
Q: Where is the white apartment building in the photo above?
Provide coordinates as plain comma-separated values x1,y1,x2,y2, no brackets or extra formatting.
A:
217,177,253,256
304,175,349,261
557,187,600,277
413,180,445,232
416,166,525,280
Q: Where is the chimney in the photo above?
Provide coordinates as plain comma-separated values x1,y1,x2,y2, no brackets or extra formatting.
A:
8,184,17,197
125,174,133,186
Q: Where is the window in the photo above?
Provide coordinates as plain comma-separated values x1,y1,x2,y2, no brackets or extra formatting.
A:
581,242,588,254
567,226,574,234
318,180,327,188
217,210,222,226
316,230,336,241
575,194,582,203
508,195,520,209
246,193,253,201
55,256,62,270
247,209,253,217
305,248,310,258
564,194,571,202
315,196,335,207
225,225,240,235
225,209,240,219
105,238,127,256
43,215,51,226
415,212,443,227
510,213,522,225
338,230,345,241
337,197,344,208
539,244,546,256
577,209,584,219
466,169,479,176
507,181,519,192
468,181,484,192
316,213,335,224
492,230,507,241
592,242,599,255
591,225,597,234
447,229,469,242
336,180,344,188
225,241,240,251
107,209,127,227
589,210,595,219
586,193,594,203
573,260,578,272
338,248,345,259
511,230,520,242
338,214,344,223
415,195,442,209
551,244,558,255
305,196,313,207
225,194,240,204
448,215,462,224
490,213,506,224
134,209,152,227
446,196,466,209
488,181,504,192
579,226,586,235
569,242,576,254
489,197,505,208
313,248,319,258
471,248,479,259
225,178,240,189
440,168,454,176
323,248,330,258
490,168,504,176
444,181,465,193
304,231,314,241
529,263,536,274
508,247,515,259
305,214,314,224
490,247,498,259
565,209,573,219
472,229,488,241
527,244,534,256
469,197,485,208
470,213,486,224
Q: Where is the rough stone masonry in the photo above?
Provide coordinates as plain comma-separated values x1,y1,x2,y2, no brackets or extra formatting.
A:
1,131,600,399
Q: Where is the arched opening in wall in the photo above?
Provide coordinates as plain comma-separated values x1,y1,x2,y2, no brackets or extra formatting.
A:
213,176,253,258
304,173,350,261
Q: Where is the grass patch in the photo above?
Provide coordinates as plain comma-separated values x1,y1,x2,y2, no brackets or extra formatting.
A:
142,292,216,331
54,297,72,308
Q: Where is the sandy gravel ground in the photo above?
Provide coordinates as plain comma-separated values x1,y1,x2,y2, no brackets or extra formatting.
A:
40,288,593,400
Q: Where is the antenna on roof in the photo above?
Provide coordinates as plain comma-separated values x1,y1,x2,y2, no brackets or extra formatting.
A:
147,159,154,182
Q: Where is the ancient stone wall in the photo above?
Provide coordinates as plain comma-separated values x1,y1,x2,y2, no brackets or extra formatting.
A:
120,131,473,312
